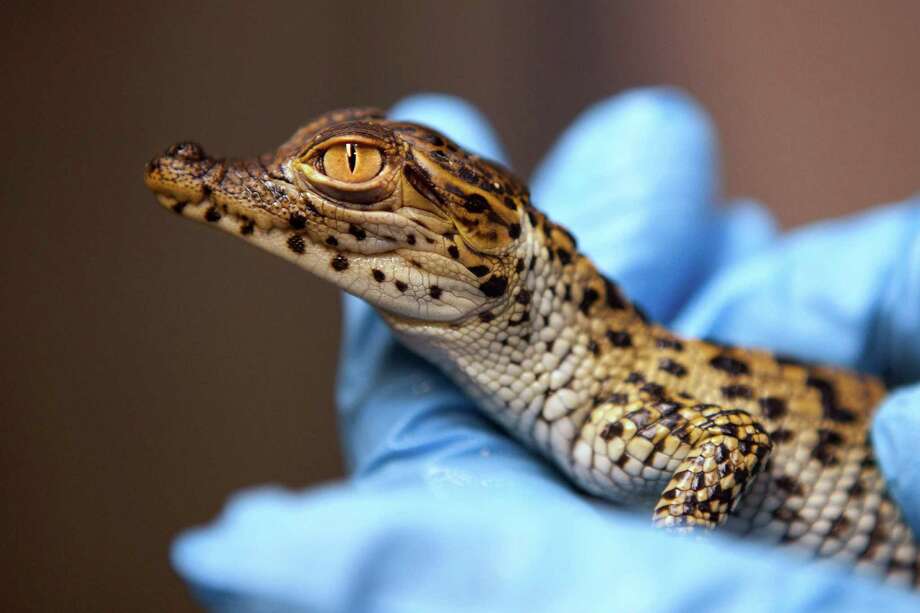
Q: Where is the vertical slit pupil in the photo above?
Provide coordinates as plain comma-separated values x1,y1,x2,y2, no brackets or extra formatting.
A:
346,143,358,173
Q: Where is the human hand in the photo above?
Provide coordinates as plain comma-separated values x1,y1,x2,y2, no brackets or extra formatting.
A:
171,89,920,612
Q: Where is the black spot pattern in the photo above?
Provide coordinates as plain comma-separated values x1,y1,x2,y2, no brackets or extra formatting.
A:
829,516,850,538
774,475,804,496
325,236,338,246
515,289,531,305
806,376,857,423
205,206,221,222
372,269,385,282
479,276,508,297
348,224,366,241
578,287,599,314
331,254,348,270
710,355,751,376
429,286,442,299
468,265,490,277
463,194,489,213
811,444,839,466
508,223,521,239
759,397,788,419
721,384,753,399
447,245,460,259
606,330,632,348
289,212,306,229
659,358,688,377
655,337,684,351
640,383,665,400
395,280,408,292
287,235,305,254
601,422,624,440
817,428,844,446
625,372,645,384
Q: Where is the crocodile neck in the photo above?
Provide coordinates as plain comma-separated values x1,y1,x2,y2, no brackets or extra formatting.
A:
385,214,652,462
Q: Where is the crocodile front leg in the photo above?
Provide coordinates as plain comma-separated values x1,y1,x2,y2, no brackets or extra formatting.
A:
651,404,773,529
577,387,773,530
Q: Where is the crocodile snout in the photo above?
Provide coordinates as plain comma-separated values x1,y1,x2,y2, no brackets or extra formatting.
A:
145,141,216,206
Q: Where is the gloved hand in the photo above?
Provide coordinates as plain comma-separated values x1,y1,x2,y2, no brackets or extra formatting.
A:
172,89,920,612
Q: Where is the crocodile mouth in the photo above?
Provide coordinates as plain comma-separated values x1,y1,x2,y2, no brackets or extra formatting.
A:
151,190,284,236
145,143,497,322
150,182,488,322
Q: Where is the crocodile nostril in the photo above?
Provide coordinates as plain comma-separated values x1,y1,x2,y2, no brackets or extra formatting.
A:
166,141,206,161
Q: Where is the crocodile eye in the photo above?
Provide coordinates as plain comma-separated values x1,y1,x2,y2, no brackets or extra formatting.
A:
321,143,383,183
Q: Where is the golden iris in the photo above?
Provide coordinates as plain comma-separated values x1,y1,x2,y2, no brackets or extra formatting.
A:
321,143,383,182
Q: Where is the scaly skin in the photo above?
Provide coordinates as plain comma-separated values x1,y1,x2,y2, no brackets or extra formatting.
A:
145,108,919,588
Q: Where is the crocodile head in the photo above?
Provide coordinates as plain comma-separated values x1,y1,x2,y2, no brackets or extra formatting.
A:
144,108,542,323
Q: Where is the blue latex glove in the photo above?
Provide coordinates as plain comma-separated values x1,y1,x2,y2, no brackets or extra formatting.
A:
172,90,920,612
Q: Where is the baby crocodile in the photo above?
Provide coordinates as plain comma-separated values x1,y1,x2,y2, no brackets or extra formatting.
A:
145,108,918,588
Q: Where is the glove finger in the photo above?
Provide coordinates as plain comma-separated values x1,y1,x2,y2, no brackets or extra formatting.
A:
675,199,920,382
872,382,920,533
866,211,920,384
336,95,534,478
172,482,920,613
529,87,778,322
717,198,780,265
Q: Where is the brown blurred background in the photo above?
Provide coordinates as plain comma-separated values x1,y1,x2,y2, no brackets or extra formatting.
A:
2,1,918,610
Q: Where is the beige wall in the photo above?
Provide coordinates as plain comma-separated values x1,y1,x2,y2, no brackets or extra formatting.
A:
2,2,917,610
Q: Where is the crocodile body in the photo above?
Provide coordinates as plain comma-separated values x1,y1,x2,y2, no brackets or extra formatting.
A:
145,108,919,588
